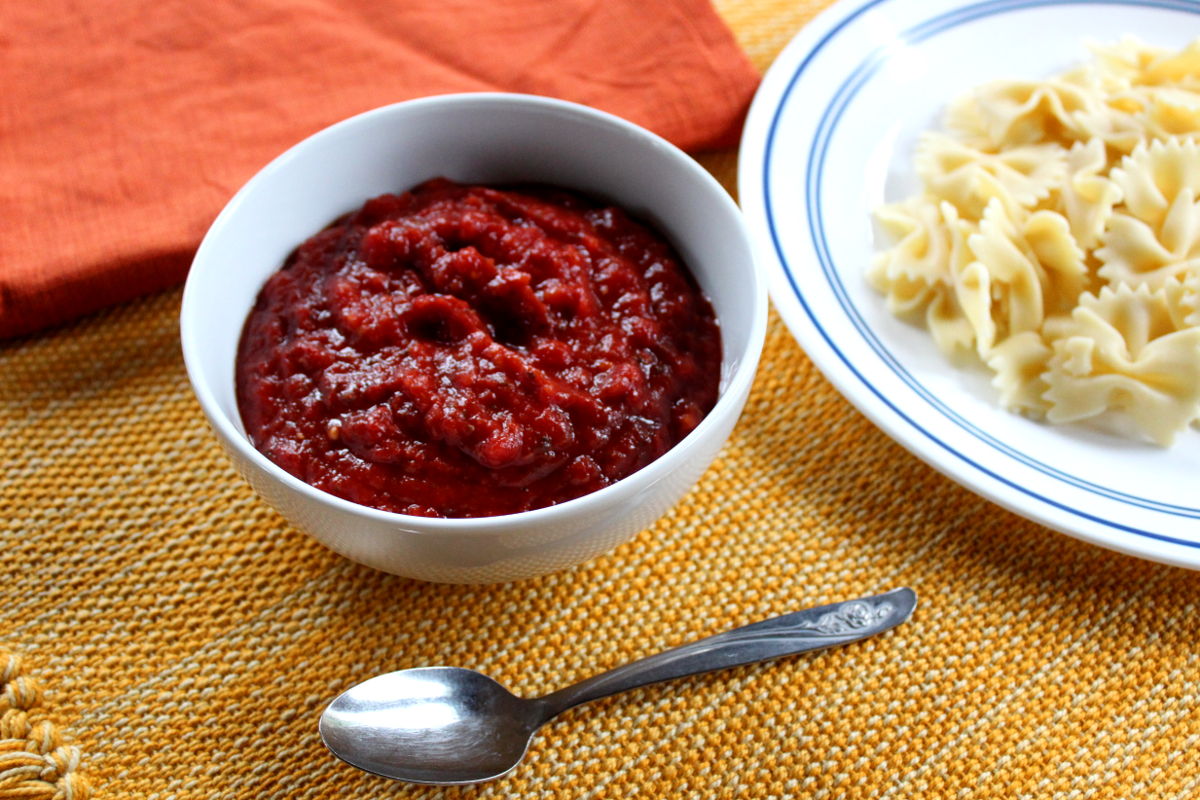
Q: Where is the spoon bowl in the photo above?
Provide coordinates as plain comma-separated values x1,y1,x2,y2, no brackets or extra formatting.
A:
320,588,917,784
320,667,542,783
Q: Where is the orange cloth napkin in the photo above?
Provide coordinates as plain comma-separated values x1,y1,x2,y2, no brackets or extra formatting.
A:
0,0,758,339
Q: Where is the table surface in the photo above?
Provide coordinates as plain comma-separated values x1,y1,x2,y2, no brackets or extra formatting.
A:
5,1,1200,798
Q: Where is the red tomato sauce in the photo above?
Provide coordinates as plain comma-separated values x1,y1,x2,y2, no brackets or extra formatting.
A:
236,179,721,518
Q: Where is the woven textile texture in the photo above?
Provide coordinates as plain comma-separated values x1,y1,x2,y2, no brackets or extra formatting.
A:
5,1,1200,798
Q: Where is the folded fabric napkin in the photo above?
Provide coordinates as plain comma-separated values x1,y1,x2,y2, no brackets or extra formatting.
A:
0,0,758,339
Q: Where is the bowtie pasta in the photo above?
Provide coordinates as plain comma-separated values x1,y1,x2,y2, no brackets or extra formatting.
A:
872,38,1200,446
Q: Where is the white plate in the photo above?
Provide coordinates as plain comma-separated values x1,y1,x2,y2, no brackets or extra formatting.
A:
738,0,1200,568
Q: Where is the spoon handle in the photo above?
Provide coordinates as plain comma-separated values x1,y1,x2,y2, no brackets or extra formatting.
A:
537,588,915,720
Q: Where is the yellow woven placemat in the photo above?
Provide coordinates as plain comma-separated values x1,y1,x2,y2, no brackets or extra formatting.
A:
5,2,1200,798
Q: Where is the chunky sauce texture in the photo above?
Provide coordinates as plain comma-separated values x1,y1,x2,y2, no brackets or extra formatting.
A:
236,179,721,518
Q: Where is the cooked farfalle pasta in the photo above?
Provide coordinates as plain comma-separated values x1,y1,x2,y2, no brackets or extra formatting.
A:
872,38,1200,445
1098,138,1200,289
869,198,979,355
1184,271,1200,326
1042,284,1200,445
945,77,1105,149
1092,37,1200,93
916,133,1065,219
1059,138,1122,250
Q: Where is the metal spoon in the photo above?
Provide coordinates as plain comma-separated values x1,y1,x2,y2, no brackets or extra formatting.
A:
320,587,916,784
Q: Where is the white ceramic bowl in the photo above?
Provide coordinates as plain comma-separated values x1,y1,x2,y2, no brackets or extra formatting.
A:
181,93,766,583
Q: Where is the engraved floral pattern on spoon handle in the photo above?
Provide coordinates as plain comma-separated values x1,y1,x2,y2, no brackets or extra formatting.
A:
791,599,896,635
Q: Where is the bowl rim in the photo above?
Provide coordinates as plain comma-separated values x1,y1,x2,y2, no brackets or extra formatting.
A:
181,91,767,534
